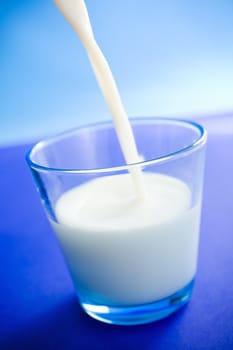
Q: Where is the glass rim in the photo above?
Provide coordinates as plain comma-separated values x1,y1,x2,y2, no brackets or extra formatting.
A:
26,117,207,174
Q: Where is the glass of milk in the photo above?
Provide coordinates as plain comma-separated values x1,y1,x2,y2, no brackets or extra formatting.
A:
26,117,207,325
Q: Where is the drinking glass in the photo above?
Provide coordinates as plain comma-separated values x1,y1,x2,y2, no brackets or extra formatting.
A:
26,117,207,325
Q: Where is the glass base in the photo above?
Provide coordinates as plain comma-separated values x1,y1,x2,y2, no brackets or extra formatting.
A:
80,279,194,325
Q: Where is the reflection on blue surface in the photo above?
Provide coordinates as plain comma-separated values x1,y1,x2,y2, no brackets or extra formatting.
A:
1,0,233,145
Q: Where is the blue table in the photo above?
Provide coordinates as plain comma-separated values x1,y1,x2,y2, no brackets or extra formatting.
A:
1,116,233,349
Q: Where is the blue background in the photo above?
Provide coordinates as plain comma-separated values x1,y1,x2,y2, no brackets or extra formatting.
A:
1,116,233,349
1,1,233,347
1,0,233,145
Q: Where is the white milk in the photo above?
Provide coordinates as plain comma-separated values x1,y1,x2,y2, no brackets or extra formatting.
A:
51,173,201,306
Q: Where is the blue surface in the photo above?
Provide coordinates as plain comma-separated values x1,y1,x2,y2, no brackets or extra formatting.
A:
0,116,233,349
1,0,233,145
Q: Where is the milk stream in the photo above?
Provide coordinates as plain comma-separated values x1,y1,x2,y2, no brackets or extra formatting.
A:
53,0,145,197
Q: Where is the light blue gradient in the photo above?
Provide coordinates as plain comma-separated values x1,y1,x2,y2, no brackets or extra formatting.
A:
1,0,233,145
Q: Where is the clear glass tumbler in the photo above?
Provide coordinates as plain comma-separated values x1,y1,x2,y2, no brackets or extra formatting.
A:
26,117,207,325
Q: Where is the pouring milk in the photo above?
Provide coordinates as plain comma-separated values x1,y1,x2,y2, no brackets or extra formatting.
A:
53,0,145,197
52,0,201,305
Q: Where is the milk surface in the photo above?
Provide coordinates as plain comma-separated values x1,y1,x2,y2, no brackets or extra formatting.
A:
51,173,201,306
